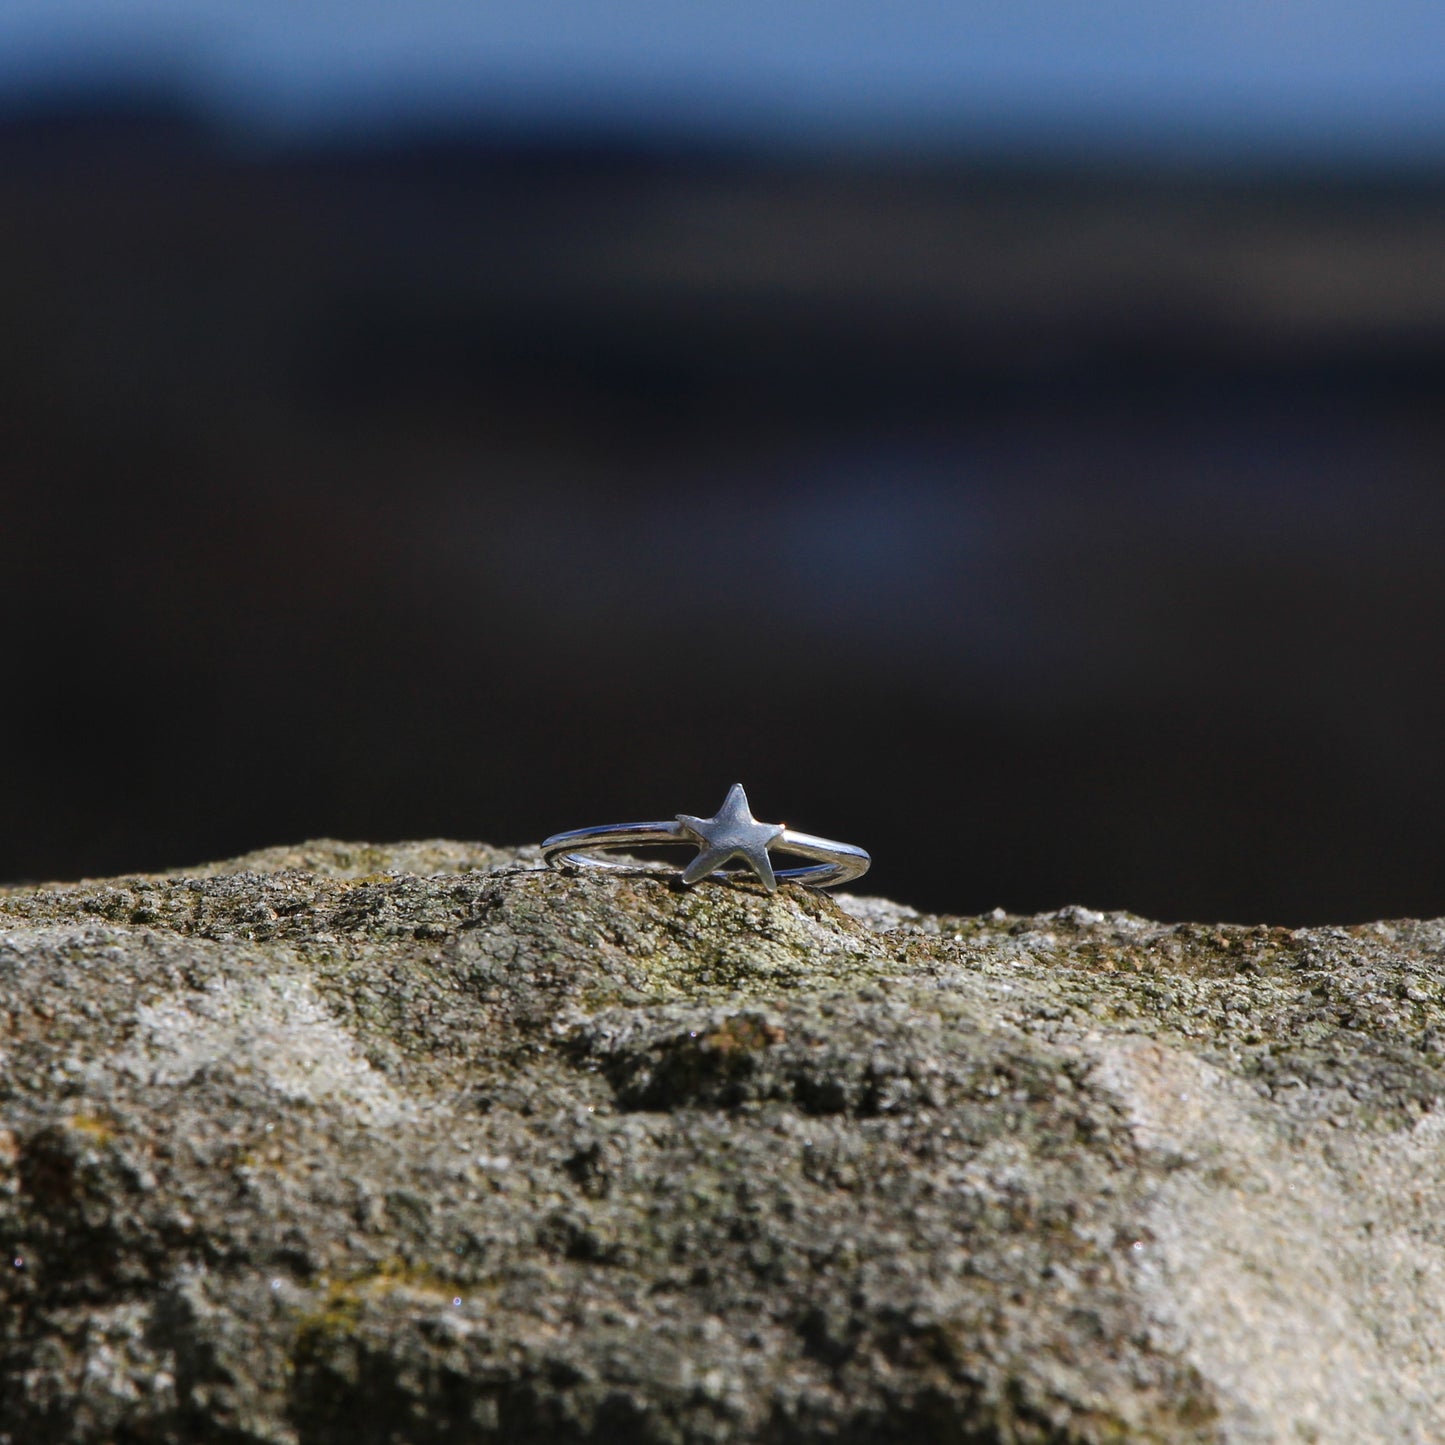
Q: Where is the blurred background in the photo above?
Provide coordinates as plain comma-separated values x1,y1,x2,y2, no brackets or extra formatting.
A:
3,3,1445,922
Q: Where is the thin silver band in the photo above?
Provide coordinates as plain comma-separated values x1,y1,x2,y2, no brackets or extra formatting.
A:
540,821,870,889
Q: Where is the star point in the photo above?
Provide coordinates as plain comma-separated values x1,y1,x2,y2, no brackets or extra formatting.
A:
676,783,784,891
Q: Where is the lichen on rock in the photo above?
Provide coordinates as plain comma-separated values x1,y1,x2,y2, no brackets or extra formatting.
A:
1,840,1443,1442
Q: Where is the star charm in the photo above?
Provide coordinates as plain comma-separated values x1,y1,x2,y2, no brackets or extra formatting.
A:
676,784,785,891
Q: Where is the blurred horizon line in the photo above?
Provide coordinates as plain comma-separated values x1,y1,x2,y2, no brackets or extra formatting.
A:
5,63,1445,177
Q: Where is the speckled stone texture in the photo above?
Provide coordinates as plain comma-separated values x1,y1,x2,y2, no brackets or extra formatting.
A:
1,841,1444,1444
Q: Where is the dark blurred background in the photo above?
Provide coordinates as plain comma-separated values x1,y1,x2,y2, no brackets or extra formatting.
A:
4,3,1445,922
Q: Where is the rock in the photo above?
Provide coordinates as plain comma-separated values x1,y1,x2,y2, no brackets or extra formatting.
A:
1,842,1444,1443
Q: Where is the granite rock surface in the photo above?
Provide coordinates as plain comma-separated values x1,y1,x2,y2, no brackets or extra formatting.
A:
1,841,1444,1443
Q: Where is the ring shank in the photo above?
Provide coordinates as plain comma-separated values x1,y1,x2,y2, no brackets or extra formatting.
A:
540,821,869,888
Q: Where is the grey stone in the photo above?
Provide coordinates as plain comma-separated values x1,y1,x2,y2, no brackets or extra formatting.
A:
1,840,1444,1443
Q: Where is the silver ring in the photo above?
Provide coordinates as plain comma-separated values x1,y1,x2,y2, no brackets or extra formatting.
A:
541,783,869,892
